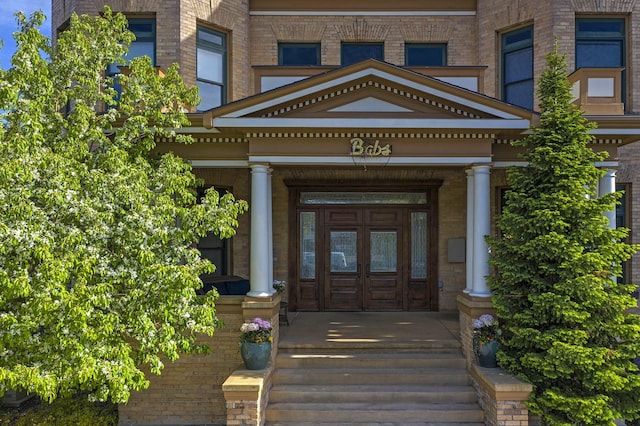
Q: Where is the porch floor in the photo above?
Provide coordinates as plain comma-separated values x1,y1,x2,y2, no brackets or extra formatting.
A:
278,311,461,351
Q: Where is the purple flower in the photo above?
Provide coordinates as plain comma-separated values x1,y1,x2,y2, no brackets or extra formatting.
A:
240,318,273,343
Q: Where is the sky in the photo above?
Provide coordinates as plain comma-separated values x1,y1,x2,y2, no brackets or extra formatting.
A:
0,0,51,69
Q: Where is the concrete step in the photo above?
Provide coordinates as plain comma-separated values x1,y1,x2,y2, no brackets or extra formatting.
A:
265,403,484,423
266,423,484,426
275,351,467,369
266,341,481,425
268,384,477,404
272,367,471,386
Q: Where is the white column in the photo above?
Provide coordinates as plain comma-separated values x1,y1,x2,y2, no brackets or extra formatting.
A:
470,165,492,297
599,169,616,230
464,169,474,293
248,164,272,297
267,168,274,290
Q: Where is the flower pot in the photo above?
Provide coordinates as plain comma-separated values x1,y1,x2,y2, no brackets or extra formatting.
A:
240,341,272,370
477,339,499,368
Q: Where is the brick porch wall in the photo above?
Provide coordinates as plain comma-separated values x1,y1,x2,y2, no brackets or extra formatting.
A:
118,296,246,426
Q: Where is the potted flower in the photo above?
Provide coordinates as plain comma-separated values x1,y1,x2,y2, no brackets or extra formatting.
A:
239,318,273,370
472,314,500,368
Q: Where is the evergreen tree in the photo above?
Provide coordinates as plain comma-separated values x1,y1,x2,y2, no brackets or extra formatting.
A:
487,45,640,425
0,9,247,403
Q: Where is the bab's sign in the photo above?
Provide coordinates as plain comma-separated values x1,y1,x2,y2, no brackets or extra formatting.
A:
349,138,392,157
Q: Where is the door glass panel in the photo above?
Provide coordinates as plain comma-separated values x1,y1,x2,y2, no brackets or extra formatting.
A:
330,231,357,272
370,232,397,273
411,212,427,279
300,212,316,279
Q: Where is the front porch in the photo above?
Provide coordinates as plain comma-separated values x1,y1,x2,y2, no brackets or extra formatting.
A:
224,308,532,426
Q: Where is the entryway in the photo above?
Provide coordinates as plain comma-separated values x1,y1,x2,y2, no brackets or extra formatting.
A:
289,183,440,312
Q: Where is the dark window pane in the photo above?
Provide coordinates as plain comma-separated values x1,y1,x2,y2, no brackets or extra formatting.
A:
341,43,383,66
279,43,320,66
576,20,624,36
501,26,533,109
197,81,223,111
197,187,229,277
504,47,533,83
505,80,534,109
576,41,622,68
128,41,155,63
405,44,446,66
504,27,532,47
128,22,154,36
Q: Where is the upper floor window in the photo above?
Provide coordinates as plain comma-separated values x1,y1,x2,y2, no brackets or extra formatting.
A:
279,43,321,66
107,18,156,94
576,18,625,105
341,42,384,66
405,43,447,66
501,25,533,110
576,18,625,68
197,26,227,111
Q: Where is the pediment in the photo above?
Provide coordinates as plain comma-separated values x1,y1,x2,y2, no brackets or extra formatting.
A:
204,59,534,133
327,97,412,113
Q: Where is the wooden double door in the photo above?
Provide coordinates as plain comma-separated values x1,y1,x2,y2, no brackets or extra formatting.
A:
307,204,436,311
324,207,404,311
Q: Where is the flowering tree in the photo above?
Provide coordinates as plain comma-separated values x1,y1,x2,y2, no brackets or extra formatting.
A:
487,45,640,424
0,9,246,403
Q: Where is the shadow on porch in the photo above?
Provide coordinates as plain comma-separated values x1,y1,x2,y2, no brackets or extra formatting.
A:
279,311,461,350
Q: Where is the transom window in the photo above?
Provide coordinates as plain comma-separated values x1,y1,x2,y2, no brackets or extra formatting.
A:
501,25,534,110
300,192,428,205
278,43,321,66
341,42,384,66
197,26,227,111
405,43,447,66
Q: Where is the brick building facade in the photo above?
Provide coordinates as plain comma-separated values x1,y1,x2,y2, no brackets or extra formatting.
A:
51,1,640,424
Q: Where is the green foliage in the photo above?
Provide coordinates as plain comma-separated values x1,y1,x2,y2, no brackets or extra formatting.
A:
0,8,247,404
1,396,117,426
487,44,640,425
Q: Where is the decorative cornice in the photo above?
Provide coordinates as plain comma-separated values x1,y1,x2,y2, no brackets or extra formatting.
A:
494,138,624,145
263,80,483,119
246,132,495,139
158,137,249,143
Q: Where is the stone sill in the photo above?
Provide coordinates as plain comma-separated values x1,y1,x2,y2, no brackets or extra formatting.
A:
470,363,532,401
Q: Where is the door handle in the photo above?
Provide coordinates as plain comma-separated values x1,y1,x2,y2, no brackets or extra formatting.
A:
357,264,361,278
366,264,370,278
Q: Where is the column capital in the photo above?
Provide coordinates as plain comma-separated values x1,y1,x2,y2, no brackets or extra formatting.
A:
471,164,492,174
250,163,270,173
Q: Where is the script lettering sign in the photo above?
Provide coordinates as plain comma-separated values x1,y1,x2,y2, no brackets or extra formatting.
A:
350,138,392,157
